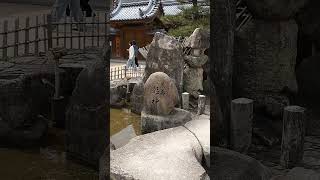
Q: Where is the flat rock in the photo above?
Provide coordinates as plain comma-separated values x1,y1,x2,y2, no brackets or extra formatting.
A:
141,108,192,134
110,124,137,149
184,114,210,167
110,126,207,180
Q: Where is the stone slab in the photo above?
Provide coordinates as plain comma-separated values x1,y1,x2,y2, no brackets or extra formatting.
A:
141,108,192,134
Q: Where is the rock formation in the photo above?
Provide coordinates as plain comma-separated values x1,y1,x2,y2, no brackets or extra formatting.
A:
143,32,184,95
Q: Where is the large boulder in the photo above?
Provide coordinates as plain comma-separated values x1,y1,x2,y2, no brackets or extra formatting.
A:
234,19,298,117
0,58,57,129
110,126,207,180
110,80,127,108
143,72,179,115
271,167,320,180
66,57,108,169
130,80,144,114
183,66,204,98
296,0,320,48
143,32,184,95
296,55,320,105
244,0,308,20
212,147,272,180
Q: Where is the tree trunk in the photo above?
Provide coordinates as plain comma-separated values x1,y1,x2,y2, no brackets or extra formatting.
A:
211,0,236,146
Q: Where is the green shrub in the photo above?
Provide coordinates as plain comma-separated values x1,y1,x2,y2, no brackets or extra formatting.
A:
160,5,210,37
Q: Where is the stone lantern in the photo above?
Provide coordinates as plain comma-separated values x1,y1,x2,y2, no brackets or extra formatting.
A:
183,28,210,98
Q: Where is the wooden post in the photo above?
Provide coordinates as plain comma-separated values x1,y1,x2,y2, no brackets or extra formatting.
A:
70,15,73,49
64,14,67,48
230,98,253,153
83,14,86,49
14,18,19,57
35,16,39,55
97,12,100,47
78,15,81,49
182,92,189,110
47,14,53,49
91,14,94,47
197,95,206,115
118,67,120,79
25,17,30,55
105,12,107,46
56,16,59,47
43,14,47,51
3,20,8,59
280,105,306,168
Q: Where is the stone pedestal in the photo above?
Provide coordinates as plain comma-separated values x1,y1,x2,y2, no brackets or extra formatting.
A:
182,92,190,110
66,104,107,169
230,98,253,153
197,95,206,115
141,108,192,134
280,105,306,168
65,59,108,169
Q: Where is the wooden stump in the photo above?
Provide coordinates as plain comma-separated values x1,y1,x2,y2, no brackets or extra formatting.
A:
230,98,253,153
280,105,306,168
182,92,190,110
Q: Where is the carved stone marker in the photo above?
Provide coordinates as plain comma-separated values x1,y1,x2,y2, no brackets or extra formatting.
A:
280,105,306,168
230,98,253,153
143,72,179,115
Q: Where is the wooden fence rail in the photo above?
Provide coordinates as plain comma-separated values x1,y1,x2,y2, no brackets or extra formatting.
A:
0,11,110,61
110,65,145,81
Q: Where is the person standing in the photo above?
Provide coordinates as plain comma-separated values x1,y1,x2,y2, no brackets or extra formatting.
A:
126,41,136,69
131,40,139,67
51,0,82,23
81,0,94,17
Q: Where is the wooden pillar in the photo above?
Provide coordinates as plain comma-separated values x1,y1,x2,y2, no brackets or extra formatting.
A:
197,95,206,115
280,105,306,168
211,0,236,147
182,92,189,110
230,98,253,153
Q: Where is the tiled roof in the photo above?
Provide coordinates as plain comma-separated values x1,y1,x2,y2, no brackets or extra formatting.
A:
110,0,208,22
162,3,193,16
111,0,160,21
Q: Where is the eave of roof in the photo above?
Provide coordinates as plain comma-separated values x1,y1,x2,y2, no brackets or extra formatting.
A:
110,0,208,22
